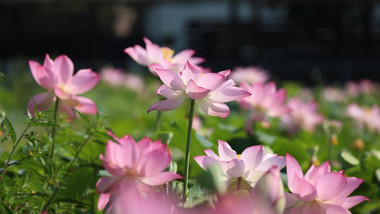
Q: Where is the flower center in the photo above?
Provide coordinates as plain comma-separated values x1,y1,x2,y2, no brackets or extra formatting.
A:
161,47,174,62
364,107,372,114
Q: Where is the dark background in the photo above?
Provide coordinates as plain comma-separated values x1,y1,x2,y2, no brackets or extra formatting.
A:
1,0,380,84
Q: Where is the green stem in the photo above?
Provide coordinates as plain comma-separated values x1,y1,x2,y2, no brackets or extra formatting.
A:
0,123,31,182
155,111,162,131
329,135,333,164
155,96,164,131
50,98,60,158
43,134,92,210
182,99,195,204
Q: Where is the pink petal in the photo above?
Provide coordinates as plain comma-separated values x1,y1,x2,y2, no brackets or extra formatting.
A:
157,85,184,99
218,69,231,77
242,169,266,186
285,192,300,207
58,101,75,122
172,49,195,63
209,83,251,103
204,149,219,159
136,149,171,177
185,80,210,100
108,135,139,169
124,45,149,66
152,64,185,91
136,137,152,156
342,196,369,209
304,161,331,186
240,145,264,170
73,96,97,114
286,154,304,193
96,176,121,193
220,159,245,178
27,92,55,116
217,140,237,161
63,69,99,94
29,62,56,89
100,154,124,176
144,37,163,61
104,139,118,162
198,99,230,118
256,155,286,171
43,54,54,69
97,193,110,210
140,172,183,186
322,204,350,214
188,57,205,66
316,172,347,201
302,201,324,214
194,155,220,170
179,61,201,85
147,97,186,113
52,55,74,86
337,177,364,199
292,175,317,201
196,73,225,90
54,87,71,100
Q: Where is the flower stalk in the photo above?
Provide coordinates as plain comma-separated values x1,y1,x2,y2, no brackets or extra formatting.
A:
182,99,195,203
44,133,93,210
0,123,31,182
50,97,59,158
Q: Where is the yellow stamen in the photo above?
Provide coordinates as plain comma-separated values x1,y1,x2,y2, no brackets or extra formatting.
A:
330,134,338,146
353,138,365,150
237,154,241,159
161,47,174,62
364,107,372,114
311,156,320,166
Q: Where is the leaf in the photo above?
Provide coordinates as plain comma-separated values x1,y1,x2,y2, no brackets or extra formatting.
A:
185,184,209,207
155,131,173,145
195,133,213,147
168,161,177,173
30,120,58,128
256,131,277,145
375,169,380,182
341,151,359,166
63,167,95,199
2,116,16,142
197,164,227,194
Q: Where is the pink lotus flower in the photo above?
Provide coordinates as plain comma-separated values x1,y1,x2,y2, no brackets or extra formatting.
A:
285,154,368,213
100,67,145,94
322,86,347,103
194,140,285,187
230,66,269,84
28,54,99,121
345,79,378,97
345,81,361,97
346,103,380,133
251,166,285,214
108,178,181,214
96,132,182,210
147,61,250,118
281,98,324,133
210,167,285,214
125,37,204,75
100,67,127,87
359,79,377,94
211,193,255,214
238,82,288,133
